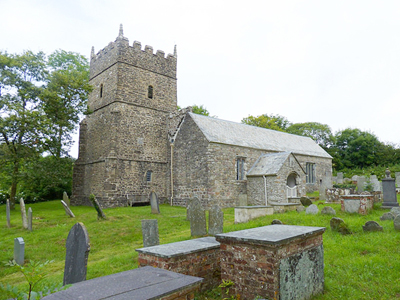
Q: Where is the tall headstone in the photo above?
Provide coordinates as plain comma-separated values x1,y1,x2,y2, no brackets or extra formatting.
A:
61,200,75,218
63,222,90,285
396,172,400,187
6,199,11,228
357,176,366,193
189,198,207,236
337,172,344,184
208,205,223,235
14,237,25,265
89,195,106,219
370,175,381,192
141,219,159,247
20,198,28,229
382,169,399,209
63,191,70,207
186,198,193,221
319,174,331,201
149,192,160,214
28,207,33,232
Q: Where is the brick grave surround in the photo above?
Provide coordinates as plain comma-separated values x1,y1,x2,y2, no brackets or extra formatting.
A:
136,237,221,291
216,225,325,300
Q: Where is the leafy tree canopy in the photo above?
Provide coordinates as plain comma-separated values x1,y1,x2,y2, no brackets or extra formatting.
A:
241,113,291,131
287,122,334,148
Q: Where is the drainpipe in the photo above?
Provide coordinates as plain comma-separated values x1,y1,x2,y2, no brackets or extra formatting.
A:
170,143,174,206
263,175,268,206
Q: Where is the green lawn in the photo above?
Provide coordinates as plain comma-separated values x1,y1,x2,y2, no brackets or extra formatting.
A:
1,200,400,300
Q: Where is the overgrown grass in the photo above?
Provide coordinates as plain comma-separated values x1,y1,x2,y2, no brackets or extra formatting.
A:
1,200,400,299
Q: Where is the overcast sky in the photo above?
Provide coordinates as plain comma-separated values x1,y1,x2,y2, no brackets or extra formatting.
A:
2,0,400,157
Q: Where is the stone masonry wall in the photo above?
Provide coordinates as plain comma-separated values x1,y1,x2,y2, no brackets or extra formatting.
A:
295,154,332,193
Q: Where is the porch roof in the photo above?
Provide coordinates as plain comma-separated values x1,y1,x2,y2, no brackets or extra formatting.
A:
247,152,298,176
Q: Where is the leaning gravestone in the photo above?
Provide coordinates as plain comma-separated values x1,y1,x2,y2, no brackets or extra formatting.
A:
20,198,28,229
337,172,344,184
382,169,399,208
141,219,159,247
63,191,70,207
330,217,352,235
189,198,207,236
380,212,394,221
28,207,33,232
63,222,91,285
6,199,11,228
394,215,400,231
362,221,383,232
89,194,106,219
300,197,312,207
306,204,319,215
14,237,25,265
61,200,75,218
208,205,223,235
149,192,160,214
321,206,336,215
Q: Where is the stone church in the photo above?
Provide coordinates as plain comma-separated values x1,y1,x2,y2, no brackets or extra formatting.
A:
71,25,332,209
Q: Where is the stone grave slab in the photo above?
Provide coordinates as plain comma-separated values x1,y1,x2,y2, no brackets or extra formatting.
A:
63,222,90,285
42,266,203,300
14,237,25,265
189,198,207,236
208,205,223,235
141,219,159,247
61,200,75,218
149,192,160,214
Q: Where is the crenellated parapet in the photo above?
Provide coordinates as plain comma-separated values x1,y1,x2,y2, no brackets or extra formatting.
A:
90,24,177,79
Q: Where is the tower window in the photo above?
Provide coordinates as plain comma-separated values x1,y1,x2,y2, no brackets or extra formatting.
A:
146,170,152,182
100,84,103,98
148,85,153,99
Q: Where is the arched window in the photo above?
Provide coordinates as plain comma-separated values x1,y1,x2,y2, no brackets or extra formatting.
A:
148,85,153,99
146,170,152,182
100,84,103,98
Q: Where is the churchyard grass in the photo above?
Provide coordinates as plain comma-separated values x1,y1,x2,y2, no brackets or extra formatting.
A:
1,200,400,300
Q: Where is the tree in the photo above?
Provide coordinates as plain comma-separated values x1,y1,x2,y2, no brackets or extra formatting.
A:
241,113,291,131
286,122,334,149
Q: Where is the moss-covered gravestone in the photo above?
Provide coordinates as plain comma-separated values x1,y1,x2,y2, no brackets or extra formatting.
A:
89,194,106,219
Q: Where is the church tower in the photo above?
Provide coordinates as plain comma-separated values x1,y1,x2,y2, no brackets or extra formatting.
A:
72,25,177,207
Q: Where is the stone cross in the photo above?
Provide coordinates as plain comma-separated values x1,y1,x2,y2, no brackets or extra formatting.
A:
189,198,207,236
149,192,160,214
141,219,159,247
89,195,106,219
63,222,91,285
28,207,33,232
6,199,11,228
63,191,70,207
20,198,28,229
208,205,223,235
61,200,75,218
14,237,25,265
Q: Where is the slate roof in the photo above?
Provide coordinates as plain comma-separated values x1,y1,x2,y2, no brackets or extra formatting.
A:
188,113,332,158
247,152,291,176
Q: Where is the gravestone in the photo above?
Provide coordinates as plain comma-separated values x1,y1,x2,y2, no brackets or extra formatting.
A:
63,191,70,207
351,175,358,182
382,169,399,209
370,175,381,192
14,237,25,265
141,219,159,247
300,197,312,207
271,219,283,225
89,195,106,219
337,172,344,184
186,199,193,221
6,199,11,228
189,198,207,236
321,206,336,215
296,206,306,213
396,172,400,187
61,200,75,218
238,194,248,206
305,204,319,215
380,212,394,221
319,177,329,201
208,205,223,235
394,215,400,231
149,192,160,214
20,198,28,229
357,176,366,193
63,222,91,285
362,221,383,232
28,207,33,231
390,207,400,217
330,217,351,235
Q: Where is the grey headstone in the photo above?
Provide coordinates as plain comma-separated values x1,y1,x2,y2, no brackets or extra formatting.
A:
296,206,306,213
271,219,283,225
357,176,366,192
189,198,207,236
186,199,193,221
380,212,394,221
14,237,25,265
89,196,106,219
370,175,381,192
300,197,312,207
305,204,319,215
63,191,70,207
337,172,344,184
208,205,223,235
362,221,383,232
330,217,352,235
390,207,400,217
61,200,75,218
141,219,159,247
20,198,28,229
63,222,90,285
6,199,11,228
396,172,400,187
382,175,398,208
149,192,160,214
351,175,358,182
321,206,336,215
394,215,400,231
28,207,32,231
